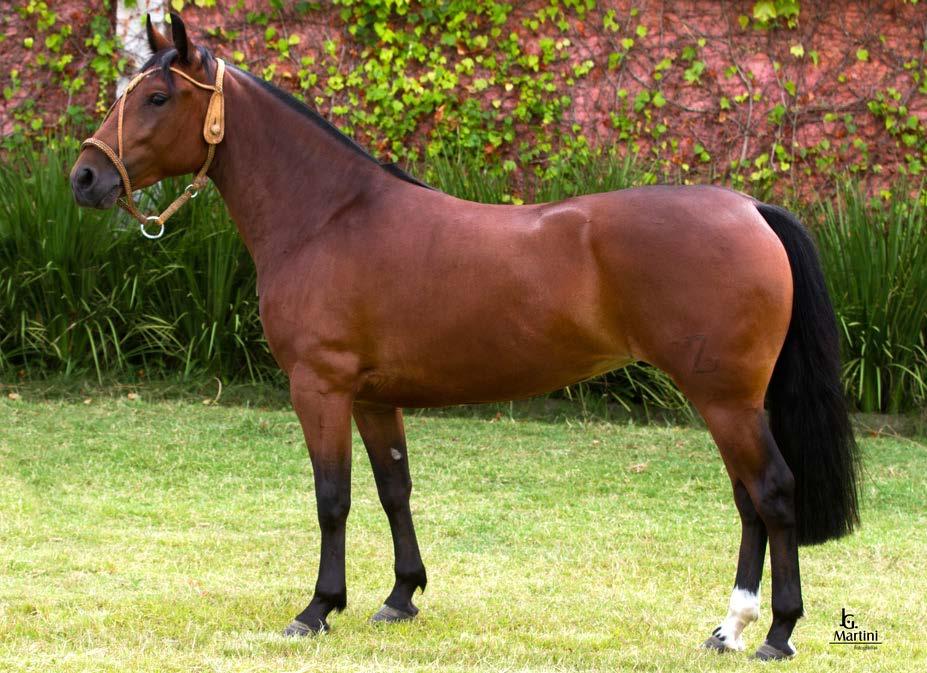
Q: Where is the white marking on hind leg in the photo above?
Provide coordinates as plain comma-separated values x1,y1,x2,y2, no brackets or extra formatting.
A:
712,587,760,651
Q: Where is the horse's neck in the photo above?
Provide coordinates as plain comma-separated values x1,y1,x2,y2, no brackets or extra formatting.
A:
208,69,383,272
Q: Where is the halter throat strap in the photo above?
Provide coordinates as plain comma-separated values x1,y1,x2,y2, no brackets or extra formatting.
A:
81,58,226,239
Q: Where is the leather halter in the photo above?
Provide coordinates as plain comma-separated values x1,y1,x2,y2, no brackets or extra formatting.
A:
81,58,226,239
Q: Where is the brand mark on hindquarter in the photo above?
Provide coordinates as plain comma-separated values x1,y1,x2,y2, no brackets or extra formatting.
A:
685,334,719,374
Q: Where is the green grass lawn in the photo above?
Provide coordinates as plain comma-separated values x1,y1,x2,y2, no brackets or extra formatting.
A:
1,397,925,672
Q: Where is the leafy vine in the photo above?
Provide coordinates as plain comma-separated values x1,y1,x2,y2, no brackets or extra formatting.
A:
4,0,925,199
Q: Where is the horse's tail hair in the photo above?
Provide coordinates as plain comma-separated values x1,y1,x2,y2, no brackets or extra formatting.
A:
757,202,861,546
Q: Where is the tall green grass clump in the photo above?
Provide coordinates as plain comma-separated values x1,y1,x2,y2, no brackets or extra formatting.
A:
531,151,646,203
5,138,926,415
0,140,127,376
424,147,647,205
424,151,512,203
0,141,276,382
814,182,927,413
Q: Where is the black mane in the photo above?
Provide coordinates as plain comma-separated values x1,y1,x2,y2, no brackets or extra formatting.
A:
239,69,431,189
140,47,431,190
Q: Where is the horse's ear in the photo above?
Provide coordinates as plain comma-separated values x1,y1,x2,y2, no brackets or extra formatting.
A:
145,14,172,54
169,12,191,63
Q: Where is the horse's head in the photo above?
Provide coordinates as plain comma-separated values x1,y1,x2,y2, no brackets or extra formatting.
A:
70,14,223,218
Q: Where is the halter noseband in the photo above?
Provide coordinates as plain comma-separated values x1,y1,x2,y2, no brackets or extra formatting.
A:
81,58,226,239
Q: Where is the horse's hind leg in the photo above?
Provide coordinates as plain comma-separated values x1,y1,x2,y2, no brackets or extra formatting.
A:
353,402,427,622
703,479,766,652
701,405,802,659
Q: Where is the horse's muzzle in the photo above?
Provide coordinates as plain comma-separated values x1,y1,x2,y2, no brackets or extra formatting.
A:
70,156,122,209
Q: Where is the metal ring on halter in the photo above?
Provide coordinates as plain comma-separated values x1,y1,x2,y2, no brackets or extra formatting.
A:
140,216,166,240
184,183,200,199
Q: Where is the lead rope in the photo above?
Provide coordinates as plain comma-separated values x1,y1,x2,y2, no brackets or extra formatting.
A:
81,58,226,239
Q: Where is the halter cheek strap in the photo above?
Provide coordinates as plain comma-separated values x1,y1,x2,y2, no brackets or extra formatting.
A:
81,58,226,239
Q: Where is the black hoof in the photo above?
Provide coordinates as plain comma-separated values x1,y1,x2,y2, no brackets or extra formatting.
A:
753,641,795,661
370,603,418,623
282,618,328,636
702,635,732,652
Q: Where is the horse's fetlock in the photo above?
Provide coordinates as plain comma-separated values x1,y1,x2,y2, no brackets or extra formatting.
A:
396,564,427,593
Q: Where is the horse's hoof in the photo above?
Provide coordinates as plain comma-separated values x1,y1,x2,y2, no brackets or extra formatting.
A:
702,635,733,652
702,626,745,653
282,618,327,636
370,603,418,623
753,641,795,661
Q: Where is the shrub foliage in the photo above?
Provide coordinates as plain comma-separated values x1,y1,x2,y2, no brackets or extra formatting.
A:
1,139,924,413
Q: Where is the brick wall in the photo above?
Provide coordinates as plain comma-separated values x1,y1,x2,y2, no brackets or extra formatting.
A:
3,1,924,192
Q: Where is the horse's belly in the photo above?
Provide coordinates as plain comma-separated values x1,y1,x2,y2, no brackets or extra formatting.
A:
355,343,635,408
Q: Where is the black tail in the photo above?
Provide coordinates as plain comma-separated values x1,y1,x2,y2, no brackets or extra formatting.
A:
757,203,861,546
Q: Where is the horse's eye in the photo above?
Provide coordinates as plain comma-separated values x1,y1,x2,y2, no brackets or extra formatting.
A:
149,92,169,106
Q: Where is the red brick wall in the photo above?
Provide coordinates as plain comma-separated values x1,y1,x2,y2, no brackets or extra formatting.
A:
3,1,923,192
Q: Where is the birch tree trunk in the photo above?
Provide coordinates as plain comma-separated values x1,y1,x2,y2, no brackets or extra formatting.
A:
115,0,168,96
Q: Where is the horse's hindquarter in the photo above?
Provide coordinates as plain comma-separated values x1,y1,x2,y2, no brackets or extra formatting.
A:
588,185,792,406
263,184,791,407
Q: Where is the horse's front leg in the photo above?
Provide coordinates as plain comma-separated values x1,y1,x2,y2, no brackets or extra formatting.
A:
284,370,353,635
353,402,427,622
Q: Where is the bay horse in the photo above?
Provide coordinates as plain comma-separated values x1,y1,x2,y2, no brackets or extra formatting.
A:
70,15,860,661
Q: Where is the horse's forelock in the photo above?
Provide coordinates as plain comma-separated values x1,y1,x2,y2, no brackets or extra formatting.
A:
138,45,215,93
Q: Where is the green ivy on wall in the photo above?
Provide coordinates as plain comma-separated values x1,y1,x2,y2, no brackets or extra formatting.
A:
6,0,927,199
8,1,124,141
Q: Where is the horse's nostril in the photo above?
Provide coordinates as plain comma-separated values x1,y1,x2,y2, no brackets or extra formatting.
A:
76,166,96,190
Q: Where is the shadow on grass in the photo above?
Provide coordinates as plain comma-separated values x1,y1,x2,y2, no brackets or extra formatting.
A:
3,375,924,435
1,374,695,425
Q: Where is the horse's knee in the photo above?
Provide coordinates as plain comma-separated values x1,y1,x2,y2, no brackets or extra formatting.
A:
378,476,412,512
316,482,351,528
